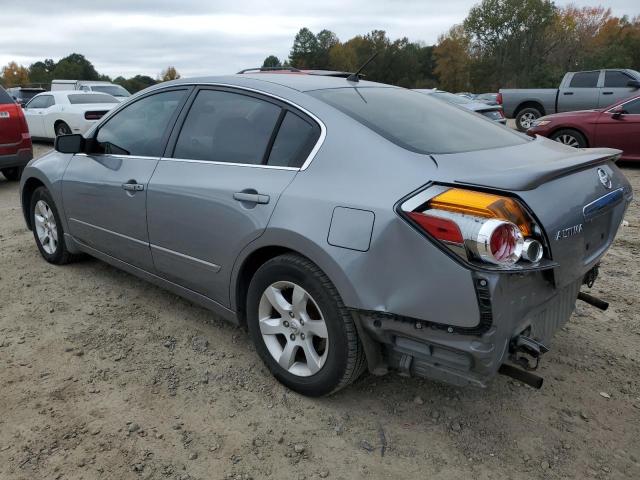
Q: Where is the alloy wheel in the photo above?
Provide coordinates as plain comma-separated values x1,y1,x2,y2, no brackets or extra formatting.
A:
555,134,580,148
258,281,329,377
34,200,58,254
519,112,536,129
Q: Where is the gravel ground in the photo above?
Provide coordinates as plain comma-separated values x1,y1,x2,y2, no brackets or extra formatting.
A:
0,143,639,480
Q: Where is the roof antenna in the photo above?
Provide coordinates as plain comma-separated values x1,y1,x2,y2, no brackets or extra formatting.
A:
347,51,378,82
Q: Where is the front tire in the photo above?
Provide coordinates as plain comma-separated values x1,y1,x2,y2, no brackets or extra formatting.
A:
30,187,75,264
247,254,366,396
515,107,542,131
1,167,23,181
550,129,587,148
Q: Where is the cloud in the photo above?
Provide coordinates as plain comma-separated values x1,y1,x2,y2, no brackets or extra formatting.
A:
1,0,637,79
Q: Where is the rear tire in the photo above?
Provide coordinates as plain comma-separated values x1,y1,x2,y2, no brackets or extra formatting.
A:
247,253,366,396
1,167,23,181
30,186,77,265
55,121,72,136
550,129,587,148
515,107,542,131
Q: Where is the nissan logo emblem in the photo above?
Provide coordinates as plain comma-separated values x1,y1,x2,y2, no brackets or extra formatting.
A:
597,168,612,189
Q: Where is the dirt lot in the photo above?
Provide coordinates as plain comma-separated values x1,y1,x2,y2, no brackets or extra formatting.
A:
1,143,639,480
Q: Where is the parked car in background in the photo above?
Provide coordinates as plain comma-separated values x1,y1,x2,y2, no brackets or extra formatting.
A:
6,87,45,106
23,91,119,140
0,85,32,181
500,69,640,131
51,80,131,101
455,92,476,99
476,93,500,105
527,94,640,162
19,73,631,396
416,89,506,124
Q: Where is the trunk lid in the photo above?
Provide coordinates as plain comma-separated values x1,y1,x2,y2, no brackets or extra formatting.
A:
432,137,632,287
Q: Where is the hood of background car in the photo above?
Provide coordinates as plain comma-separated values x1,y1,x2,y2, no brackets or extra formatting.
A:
540,110,601,122
462,101,500,112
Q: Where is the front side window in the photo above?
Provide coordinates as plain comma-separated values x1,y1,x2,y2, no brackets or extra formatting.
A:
173,89,281,164
310,87,527,155
569,71,599,88
95,89,187,156
27,95,54,109
622,98,640,114
604,71,632,88
267,111,319,167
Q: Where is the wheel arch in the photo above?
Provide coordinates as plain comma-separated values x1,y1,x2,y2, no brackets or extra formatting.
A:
21,176,46,230
231,231,360,329
514,101,546,118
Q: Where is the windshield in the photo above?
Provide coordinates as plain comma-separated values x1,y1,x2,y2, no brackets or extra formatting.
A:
309,87,527,155
68,93,119,104
90,85,131,97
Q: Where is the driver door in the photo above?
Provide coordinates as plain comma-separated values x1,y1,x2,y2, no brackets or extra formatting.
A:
62,88,190,271
23,94,54,138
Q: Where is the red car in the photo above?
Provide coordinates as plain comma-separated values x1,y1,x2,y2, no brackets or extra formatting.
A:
0,85,33,181
527,94,640,162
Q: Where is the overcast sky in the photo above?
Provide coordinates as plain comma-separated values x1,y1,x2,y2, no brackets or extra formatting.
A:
2,0,638,79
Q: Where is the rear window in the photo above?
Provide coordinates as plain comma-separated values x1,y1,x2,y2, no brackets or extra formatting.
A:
309,87,526,155
68,93,118,104
0,87,13,105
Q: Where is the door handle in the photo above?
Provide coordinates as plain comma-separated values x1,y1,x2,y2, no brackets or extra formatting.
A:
233,192,270,204
602,91,613,95
563,92,574,95
122,182,144,192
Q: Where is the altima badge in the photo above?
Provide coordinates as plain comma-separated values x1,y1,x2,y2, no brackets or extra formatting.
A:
597,168,612,189
555,224,583,241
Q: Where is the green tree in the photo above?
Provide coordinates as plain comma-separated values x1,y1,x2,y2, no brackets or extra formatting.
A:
52,53,100,80
261,55,282,68
289,28,319,68
315,29,339,68
28,59,55,85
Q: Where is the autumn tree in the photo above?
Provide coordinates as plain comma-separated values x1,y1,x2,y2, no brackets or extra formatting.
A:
434,25,471,92
160,66,180,81
0,62,30,87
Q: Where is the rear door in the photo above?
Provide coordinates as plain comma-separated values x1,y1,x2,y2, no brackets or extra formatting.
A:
62,88,189,271
558,71,601,112
147,87,321,307
595,97,640,161
598,70,638,107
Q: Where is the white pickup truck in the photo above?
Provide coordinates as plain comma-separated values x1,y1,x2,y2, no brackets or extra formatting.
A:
51,80,131,102
500,69,640,131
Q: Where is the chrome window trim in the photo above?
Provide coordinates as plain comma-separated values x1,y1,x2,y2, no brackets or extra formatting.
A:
605,97,640,114
160,157,299,171
75,153,159,161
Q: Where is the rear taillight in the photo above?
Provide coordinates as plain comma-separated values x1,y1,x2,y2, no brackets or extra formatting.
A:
497,109,504,118
401,187,545,267
496,92,503,105
85,111,106,120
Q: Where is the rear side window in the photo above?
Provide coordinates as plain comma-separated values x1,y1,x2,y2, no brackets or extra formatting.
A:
68,94,118,104
309,87,526,155
569,71,599,88
26,95,55,108
173,89,281,164
604,71,632,88
0,87,13,104
95,89,187,157
267,112,319,167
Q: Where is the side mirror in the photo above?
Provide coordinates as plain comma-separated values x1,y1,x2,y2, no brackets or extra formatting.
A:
628,79,640,89
610,106,626,119
55,134,85,154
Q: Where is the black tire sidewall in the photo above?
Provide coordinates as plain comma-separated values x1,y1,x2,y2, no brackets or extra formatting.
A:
247,257,350,396
516,107,541,131
56,122,71,136
30,187,66,263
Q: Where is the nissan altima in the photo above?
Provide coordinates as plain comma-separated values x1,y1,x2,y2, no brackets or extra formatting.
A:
19,73,632,396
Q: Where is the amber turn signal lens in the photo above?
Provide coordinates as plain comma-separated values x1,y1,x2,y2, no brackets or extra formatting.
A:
428,188,532,237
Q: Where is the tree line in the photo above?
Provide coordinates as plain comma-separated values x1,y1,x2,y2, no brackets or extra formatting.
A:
266,0,639,92
2,0,639,94
0,53,180,93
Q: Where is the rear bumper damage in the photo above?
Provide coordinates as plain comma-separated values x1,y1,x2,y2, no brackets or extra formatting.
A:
353,266,600,389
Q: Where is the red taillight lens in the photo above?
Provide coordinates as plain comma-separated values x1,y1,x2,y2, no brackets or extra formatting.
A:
85,111,106,120
489,222,523,264
496,92,503,105
408,212,463,244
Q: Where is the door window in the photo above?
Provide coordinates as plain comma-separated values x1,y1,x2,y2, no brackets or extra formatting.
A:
604,71,632,88
621,98,640,114
569,71,599,88
173,89,281,164
267,111,320,167
27,95,54,108
94,89,187,156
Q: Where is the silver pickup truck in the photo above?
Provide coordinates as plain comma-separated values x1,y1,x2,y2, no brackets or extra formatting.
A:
500,69,640,131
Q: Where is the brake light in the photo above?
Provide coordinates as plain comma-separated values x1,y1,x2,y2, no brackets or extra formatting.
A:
402,188,544,267
496,92,503,105
85,111,106,120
